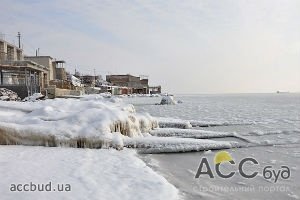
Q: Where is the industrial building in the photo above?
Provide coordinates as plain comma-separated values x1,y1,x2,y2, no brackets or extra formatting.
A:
106,74,149,94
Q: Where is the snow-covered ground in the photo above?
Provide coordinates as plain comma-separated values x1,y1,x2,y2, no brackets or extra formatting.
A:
0,146,178,200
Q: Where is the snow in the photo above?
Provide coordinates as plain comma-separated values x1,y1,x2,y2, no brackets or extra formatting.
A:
0,146,179,200
71,75,81,87
0,95,10,101
23,93,45,102
0,95,158,148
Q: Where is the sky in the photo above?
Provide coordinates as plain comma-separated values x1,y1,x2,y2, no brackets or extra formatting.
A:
1,0,299,94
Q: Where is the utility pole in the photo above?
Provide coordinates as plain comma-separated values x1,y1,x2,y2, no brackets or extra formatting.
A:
17,32,21,48
93,68,96,88
36,48,40,56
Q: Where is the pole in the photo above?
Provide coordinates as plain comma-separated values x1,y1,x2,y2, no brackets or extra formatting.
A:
17,32,21,48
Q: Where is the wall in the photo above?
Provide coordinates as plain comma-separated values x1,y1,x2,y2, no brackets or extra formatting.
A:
46,86,83,99
56,67,67,80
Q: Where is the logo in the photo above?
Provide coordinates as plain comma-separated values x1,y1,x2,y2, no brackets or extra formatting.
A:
195,151,290,183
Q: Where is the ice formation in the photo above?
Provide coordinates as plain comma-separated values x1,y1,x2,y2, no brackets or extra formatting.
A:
123,136,239,153
150,128,235,139
0,94,158,149
0,94,244,152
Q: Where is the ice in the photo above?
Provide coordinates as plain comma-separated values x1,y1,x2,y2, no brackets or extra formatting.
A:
189,120,255,127
124,136,239,153
156,117,253,129
157,117,192,129
150,128,235,139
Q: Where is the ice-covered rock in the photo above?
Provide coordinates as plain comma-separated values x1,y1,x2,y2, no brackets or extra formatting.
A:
160,95,177,105
177,100,183,104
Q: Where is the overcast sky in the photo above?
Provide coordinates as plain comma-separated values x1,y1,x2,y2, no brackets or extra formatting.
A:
1,0,299,93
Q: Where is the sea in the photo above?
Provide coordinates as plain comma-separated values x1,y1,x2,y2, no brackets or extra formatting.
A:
125,93,300,200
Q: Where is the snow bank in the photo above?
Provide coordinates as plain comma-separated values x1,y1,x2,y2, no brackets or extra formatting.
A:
0,146,179,200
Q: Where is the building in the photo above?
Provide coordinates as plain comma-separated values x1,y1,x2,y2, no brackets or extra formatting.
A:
54,60,67,80
106,74,149,94
0,38,23,62
0,39,49,98
24,56,68,81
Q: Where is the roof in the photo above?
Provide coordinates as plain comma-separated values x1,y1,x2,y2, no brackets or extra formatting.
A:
25,55,53,59
0,60,49,73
